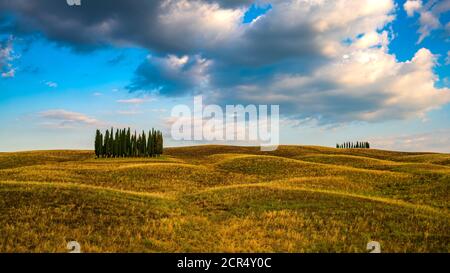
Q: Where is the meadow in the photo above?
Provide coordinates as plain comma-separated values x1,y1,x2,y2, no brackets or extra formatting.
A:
0,145,448,252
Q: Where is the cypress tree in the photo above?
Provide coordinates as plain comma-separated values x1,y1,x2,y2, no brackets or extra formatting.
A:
94,130,100,158
126,128,131,157
156,130,160,156
142,131,147,157
122,128,125,157
121,129,126,157
95,128,163,158
159,130,164,155
147,130,153,157
137,133,141,157
130,133,134,157
118,129,121,157
109,127,114,157
114,129,119,158
97,131,103,157
156,130,161,156
134,131,138,157
152,128,157,157
104,129,110,157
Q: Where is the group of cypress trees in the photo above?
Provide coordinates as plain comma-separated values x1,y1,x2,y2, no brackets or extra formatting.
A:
336,142,370,149
94,128,163,158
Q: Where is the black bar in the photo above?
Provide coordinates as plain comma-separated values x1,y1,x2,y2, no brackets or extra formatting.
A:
0,253,447,272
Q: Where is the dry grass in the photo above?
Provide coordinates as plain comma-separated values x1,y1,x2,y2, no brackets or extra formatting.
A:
0,145,449,252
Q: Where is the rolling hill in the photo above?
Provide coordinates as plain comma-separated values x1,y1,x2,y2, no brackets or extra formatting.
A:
0,145,449,252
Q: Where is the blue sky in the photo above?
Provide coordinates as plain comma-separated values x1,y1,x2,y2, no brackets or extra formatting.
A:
0,0,449,152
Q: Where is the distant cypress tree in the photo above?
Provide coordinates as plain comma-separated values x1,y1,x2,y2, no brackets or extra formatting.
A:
95,129,101,158
154,130,160,156
148,129,153,157
108,127,113,157
126,128,131,157
152,128,157,157
114,129,119,158
131,132,135,157
159,131,164,155
156,130,161,156
118,129,122,157
122,128,126,157
141,131,147,157
121,129,126,157
95,128,164,158
98,131,103,157
106,130,109,157
137,133,141,157
134,131,138,157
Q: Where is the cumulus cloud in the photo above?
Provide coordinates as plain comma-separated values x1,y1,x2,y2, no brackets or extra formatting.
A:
116,97,154,104
404,0,450,43
404,0,423,16
1,67,15,78
128,54,211,95
370,129,450,152
44,81,58,88
107,53,126,65
0,36,16,78
0,0,243,53
2,0,449,125
39,109,102,128
116,110,143,115
212,47,450,123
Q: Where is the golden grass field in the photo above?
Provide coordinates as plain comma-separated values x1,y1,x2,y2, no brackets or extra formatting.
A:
0,145,449,252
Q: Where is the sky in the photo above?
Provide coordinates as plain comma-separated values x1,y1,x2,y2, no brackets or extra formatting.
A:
0,0,449,152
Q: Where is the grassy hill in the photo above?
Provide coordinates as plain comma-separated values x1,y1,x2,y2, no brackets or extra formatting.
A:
0,145,449,252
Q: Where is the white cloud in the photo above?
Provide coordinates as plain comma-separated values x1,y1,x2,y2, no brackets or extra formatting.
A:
404,0,422,16
150,108,167,113
418,10,441,43
0,36,17,78
1,67,15,78
3,0,449,125
116,110,143,115
158,0,244,50
45,81,58,88
213,37,450,123
211,0,448,123
370,129,450,152
128,54,211,95
116,97,154,104
353,31,389,49
403,0,450,43
39,109,102,128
